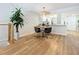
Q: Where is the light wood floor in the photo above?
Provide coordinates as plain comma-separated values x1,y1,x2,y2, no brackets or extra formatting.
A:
0,31,79,55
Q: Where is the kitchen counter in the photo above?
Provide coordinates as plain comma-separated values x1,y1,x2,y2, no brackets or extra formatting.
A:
52,24,67,35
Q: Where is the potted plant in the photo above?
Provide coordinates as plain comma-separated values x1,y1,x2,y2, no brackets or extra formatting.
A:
10,8,24,40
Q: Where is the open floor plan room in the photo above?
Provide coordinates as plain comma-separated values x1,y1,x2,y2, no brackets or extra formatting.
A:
0,3,79,55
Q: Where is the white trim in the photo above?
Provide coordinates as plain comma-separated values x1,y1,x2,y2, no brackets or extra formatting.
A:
0,40,9,47
52,32,67,36
19,32,34,37
20,32,67,37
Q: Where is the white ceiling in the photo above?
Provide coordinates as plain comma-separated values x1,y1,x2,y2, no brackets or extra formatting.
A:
32,3,79,11
11,3,79,11
0,3,79,14
10,3,79,14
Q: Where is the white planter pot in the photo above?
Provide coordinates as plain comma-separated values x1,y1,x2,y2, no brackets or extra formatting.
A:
15,32,19,40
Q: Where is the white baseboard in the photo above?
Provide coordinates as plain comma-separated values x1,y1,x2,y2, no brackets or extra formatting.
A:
19,32,67,37
0,40,9,47
52,32,67,36
19,32,34,37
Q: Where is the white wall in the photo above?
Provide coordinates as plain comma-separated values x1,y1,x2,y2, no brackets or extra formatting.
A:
19,11,39,37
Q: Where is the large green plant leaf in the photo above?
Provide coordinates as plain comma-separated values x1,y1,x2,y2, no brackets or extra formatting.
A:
10,8,24,32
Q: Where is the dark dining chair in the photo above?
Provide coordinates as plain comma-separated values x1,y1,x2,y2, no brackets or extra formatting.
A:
44,27,52,35
34,27,40,33
44,27,52,37
34,27,41,37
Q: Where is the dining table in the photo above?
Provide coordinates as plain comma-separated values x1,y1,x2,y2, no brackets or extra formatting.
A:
34,25,52,37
